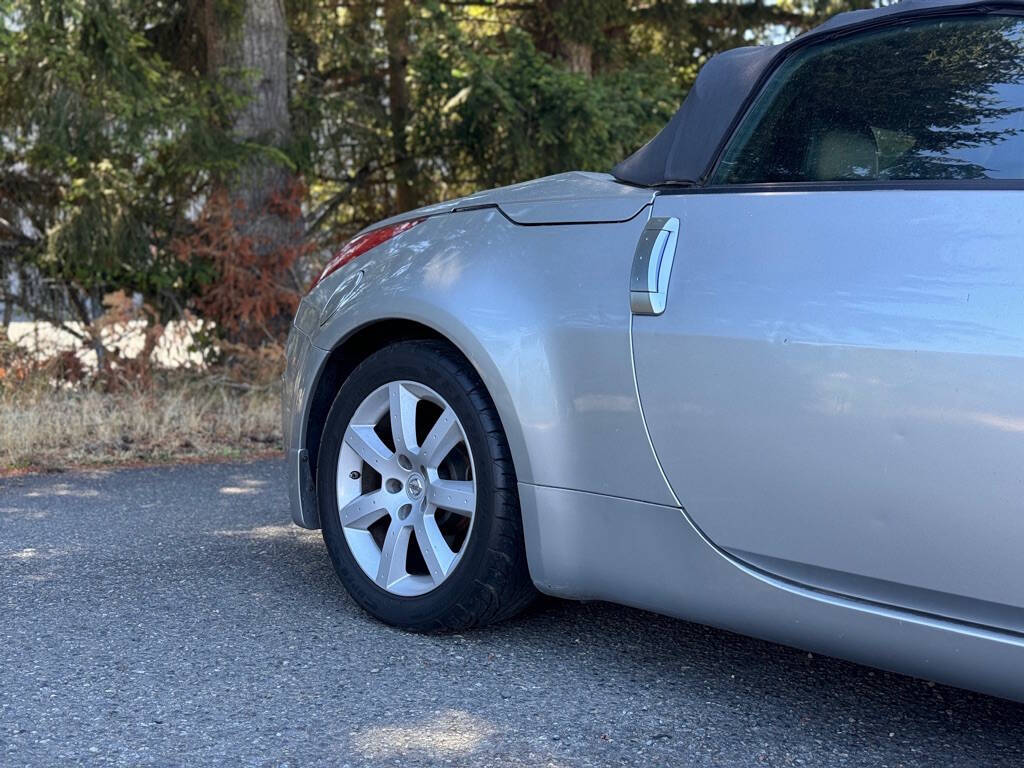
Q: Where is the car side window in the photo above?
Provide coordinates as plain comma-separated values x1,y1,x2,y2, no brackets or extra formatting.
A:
713,15,1024,184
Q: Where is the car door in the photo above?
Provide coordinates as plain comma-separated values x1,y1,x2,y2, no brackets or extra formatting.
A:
631,13,1024,633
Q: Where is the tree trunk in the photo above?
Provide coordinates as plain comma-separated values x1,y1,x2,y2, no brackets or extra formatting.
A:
194,0,302,344
384,0,417,213
561,40,593,78
528,1,596,78
201,0,300,259
1,264,11,336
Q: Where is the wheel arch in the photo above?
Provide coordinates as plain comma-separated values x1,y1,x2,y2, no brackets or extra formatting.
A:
303,317,528,525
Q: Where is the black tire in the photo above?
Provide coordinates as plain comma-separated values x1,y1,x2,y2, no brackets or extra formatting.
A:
316,339,536,631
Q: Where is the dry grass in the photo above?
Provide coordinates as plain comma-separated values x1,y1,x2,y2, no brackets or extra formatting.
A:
1,318,285,472
0,376,282,472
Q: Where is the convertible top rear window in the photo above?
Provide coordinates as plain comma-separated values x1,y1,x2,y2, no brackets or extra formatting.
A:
714,15,1024,184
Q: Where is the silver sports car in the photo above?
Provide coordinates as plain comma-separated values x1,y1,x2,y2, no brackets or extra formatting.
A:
284,0,1024,701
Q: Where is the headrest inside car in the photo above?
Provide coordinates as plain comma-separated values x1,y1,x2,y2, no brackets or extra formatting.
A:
809,130,879,181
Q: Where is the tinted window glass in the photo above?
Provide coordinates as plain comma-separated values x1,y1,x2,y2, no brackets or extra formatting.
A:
714,16,1024,184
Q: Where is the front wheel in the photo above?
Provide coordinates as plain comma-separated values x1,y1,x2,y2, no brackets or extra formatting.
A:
316,340,536,630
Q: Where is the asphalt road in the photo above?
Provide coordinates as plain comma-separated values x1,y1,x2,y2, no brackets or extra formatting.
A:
2,459,1023,767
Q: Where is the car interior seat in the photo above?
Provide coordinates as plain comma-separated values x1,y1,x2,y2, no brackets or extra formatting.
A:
808,126,880,181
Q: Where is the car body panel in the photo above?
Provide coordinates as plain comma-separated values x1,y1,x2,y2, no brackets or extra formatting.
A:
368,171,655,230
519,482,1024,702
282,171,1024,701
632,189,1024,632
284,195,676,529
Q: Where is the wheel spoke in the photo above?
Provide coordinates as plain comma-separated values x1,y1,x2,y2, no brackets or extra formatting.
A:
344,424,392,470
376,521,412,588
421,407,461,469
389,382,421,455
338,490,389,529
431,479,476,515
415,514,456,584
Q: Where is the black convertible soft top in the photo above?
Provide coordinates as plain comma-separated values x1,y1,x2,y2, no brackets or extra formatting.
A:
611,0,1024,187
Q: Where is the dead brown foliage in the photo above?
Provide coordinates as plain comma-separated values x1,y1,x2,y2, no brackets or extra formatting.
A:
172,180,309,349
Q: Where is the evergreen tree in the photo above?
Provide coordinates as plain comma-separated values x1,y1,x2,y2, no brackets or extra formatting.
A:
2,0,873,352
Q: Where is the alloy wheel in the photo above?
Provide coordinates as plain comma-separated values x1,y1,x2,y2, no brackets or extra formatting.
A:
335,380,477,596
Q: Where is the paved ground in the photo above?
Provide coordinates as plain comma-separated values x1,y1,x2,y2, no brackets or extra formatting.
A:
2,460,1023,767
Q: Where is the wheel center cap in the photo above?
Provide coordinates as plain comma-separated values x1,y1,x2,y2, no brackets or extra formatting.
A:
406,473,425,500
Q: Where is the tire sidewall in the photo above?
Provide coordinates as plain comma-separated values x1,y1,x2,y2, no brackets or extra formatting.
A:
317,342,500,628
